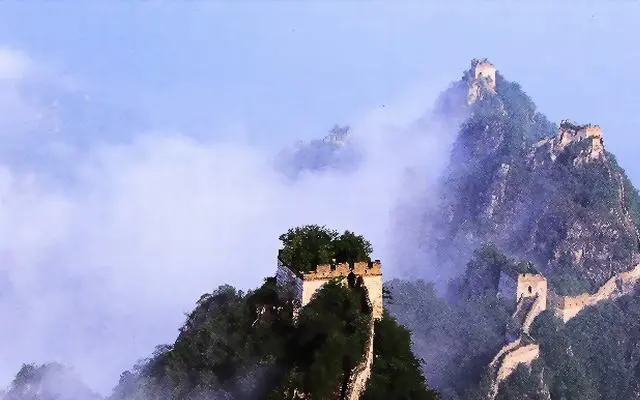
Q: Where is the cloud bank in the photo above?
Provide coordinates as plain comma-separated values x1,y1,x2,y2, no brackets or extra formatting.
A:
0,47,457,395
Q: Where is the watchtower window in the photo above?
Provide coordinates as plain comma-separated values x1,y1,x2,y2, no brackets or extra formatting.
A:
528,286,532,294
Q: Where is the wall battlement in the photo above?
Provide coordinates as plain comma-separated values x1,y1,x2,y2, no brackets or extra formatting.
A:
298,260,382,281
276,258,384,320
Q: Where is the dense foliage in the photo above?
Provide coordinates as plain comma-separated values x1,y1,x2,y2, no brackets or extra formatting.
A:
107,274,435,400
278,225,373,273
111,278,373,399
362,311,438,400
386,278,510,399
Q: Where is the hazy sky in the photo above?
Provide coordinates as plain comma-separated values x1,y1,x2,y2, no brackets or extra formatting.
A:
0,1,639,395
1,2,639,159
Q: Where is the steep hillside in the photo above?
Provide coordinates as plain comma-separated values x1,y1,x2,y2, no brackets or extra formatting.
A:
423,59,640,295
108,226,435,400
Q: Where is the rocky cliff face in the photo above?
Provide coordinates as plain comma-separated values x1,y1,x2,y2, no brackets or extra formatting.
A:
425,61,640,295
274,58,640,296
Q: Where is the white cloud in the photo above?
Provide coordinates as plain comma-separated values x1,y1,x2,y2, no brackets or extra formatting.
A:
0,49,458,395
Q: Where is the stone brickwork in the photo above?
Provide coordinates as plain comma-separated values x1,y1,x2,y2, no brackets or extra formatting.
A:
549,263,640,322
276,258,383,320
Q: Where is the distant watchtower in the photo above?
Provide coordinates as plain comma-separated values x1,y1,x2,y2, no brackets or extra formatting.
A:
276,253,384,320
517,273,547,303
472,58,497,90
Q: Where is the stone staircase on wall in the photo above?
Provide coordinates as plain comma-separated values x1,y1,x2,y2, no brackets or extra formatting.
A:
488,294,541,399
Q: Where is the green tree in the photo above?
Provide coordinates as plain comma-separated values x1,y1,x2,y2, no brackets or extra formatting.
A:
278,225,374,272
278,225,338,272
333,230,373,264
362,311,438,400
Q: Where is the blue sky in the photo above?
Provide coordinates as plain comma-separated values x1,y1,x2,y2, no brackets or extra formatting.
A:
0,1,639,394
1,2,639,163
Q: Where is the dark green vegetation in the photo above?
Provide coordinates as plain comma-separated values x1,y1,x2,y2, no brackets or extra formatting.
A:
110,278,370,399
108,277,434,400
106,225,428,399
385,246,518,400
278,225,373,273
362,311,438,400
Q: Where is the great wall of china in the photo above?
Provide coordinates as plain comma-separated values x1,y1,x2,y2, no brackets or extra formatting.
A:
465,57,640,398
276,257,383,399
488,262,640,399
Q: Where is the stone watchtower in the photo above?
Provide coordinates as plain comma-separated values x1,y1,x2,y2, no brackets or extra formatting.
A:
275,253,384,320
467,58,497,104
517,273,547,303
556,120,605,161
473,58,497,90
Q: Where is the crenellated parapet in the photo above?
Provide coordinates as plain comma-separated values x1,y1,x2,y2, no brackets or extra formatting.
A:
297,260,382,281
276,255,383,320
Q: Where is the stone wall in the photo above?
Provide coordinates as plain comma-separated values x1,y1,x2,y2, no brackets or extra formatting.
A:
549,263,640,322
473,60,497,90
299,260,382,281
495,344,540,388
488,339,540,400
517,273,547,306
276,258,384,398
277,260,384,321
490,264,640,397
362,275,383,320
556,120,605,162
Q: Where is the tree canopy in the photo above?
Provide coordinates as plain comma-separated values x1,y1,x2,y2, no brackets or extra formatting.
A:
278,225,373,273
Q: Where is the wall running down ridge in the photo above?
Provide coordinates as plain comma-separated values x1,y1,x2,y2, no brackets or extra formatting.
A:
489,263,640,398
